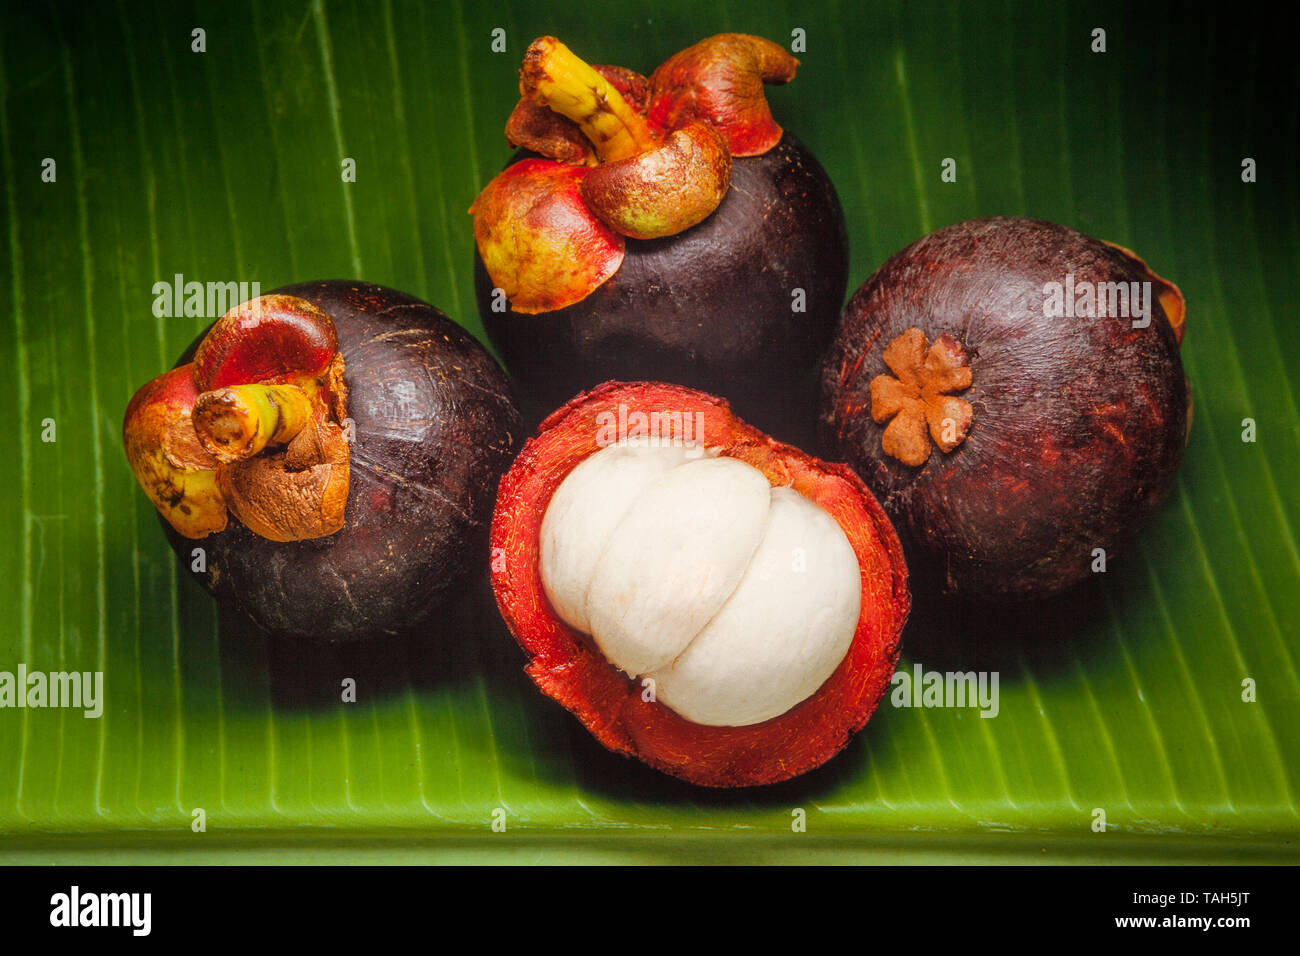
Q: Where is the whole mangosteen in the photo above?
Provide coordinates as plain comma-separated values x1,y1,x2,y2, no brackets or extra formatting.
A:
471,34,848,433
820,217,1189,601
123,281,521,641
490,381,909,787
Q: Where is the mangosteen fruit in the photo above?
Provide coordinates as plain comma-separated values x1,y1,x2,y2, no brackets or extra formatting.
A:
471,34,848,433
491,381,909,787
819,217,1190,600
123,281,521,641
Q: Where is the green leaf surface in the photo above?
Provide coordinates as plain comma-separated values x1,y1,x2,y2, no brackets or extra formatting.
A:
1,0,1297,863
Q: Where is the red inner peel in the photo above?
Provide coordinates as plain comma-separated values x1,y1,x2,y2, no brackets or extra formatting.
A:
472,159,626,314
647,33,798,157
491,382,910,787
193,295,339,391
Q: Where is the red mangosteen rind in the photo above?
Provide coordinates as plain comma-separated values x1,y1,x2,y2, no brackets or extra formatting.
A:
154,281,522,642
471,158,626,315
646,33,798,157
491,381,909,787
192,295,339,391
819,217,1190,601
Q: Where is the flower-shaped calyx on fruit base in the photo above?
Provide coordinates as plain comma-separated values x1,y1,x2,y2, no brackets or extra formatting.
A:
123,295,350,542
471,33,799,313
869,328,974,467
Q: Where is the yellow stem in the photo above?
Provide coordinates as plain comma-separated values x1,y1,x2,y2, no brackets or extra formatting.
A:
521,37,657,162
192,383,314,463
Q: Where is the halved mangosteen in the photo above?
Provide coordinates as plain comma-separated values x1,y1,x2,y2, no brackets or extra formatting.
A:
123,281,522,642
819,217,1190,601
490,382,909,787
471,35,848,434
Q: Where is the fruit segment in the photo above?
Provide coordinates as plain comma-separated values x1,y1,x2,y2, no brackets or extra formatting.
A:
583,455,773,679
539,442,693,633
540,443,862,727
650,487,862,727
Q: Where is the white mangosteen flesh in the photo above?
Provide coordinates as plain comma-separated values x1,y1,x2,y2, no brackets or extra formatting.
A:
538,441,862,727
539,441,692,633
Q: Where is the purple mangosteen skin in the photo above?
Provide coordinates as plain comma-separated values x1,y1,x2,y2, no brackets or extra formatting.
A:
166,281,521,642
820,217,1189,600
475,133,848,431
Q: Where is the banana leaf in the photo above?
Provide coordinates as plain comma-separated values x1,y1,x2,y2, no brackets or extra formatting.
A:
0,0,1296,863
